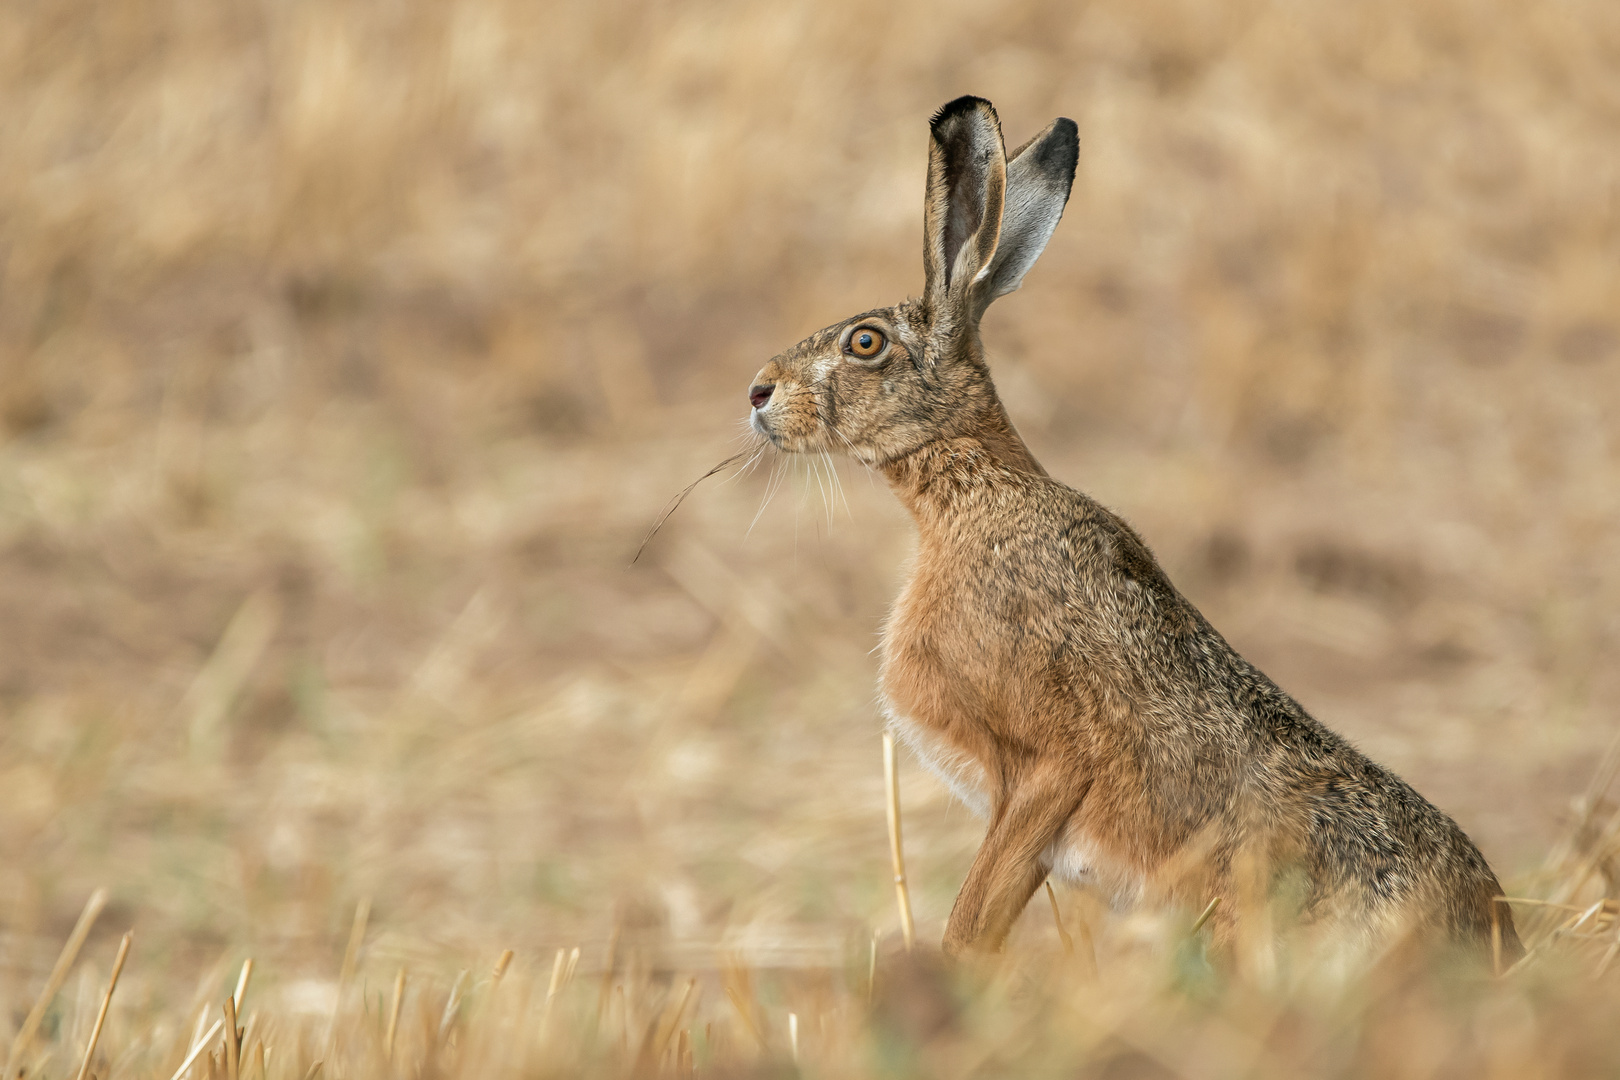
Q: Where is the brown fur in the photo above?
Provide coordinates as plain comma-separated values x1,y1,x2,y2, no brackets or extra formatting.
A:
746,96,1519,965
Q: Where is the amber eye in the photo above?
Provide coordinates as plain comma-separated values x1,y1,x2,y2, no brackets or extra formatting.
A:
847,327,887,359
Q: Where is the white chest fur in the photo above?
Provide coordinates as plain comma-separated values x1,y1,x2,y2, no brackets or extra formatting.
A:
885,701,1143,906
882,702,993,820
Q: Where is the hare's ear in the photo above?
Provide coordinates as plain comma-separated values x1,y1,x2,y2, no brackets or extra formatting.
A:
923,96,1007,327
975,118,1078,316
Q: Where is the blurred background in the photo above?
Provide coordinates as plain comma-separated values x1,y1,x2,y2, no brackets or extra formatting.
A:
2,0,1618,1016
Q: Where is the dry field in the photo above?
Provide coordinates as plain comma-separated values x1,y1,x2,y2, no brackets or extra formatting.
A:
3,0,1620,1076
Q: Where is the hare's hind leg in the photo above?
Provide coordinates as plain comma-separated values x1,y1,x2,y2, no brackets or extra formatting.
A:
943,764,1086,956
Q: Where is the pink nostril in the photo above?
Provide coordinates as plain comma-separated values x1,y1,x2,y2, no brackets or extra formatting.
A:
749,384,775,409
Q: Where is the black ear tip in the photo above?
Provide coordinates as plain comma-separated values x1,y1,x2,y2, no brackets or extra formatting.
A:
931,95,996,132
1038,118,1080,177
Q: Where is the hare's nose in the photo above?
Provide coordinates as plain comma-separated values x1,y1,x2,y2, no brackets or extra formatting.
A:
749,384,775,409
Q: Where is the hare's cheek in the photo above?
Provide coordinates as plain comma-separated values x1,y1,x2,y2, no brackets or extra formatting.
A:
783,390,822,439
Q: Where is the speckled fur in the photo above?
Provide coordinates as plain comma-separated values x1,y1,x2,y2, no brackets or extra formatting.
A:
747,96,1517,964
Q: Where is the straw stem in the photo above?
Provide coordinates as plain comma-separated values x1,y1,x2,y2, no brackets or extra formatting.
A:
224,995,240,1080
232,959,255,1014
1190,897,1222,936
883,732,916,951
74,930,132,1080
491,950,514,989
6,888,109,1076
385,968,407,1061
325,898,370,1053
168,1019,224,1080
1044,881,1075,956
867,930,878,1003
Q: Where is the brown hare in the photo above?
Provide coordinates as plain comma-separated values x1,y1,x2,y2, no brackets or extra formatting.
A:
745,95,1518,965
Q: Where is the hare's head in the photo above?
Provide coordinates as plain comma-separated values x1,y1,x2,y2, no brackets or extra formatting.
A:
748,97,1077,466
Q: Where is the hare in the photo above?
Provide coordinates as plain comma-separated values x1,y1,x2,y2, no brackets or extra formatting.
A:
745,96,1518,964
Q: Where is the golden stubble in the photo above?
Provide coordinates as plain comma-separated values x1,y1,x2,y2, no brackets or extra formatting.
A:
1,0,1619,1075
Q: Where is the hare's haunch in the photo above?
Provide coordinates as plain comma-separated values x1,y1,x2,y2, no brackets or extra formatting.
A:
746,96,1517,963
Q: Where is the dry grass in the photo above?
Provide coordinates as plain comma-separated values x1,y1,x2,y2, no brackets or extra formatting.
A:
2,0,1620,1076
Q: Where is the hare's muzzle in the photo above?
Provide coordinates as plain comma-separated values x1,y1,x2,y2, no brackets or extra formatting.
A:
749,384,775,409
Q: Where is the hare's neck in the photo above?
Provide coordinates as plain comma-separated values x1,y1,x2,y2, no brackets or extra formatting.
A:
880,413,1046,527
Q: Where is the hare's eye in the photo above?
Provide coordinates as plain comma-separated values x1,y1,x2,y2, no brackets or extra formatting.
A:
847,328,887,359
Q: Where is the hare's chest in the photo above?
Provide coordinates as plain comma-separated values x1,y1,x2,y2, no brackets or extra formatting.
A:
881,557,1020,695
883,706,994,819
878,575,1010,819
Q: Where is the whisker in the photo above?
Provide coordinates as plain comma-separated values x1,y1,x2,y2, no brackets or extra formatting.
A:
747,451,789,537
808,450,833,532
816,451,841,525
825,421,878,484
720,438,770,487
822,450,852,521
791,456,804,558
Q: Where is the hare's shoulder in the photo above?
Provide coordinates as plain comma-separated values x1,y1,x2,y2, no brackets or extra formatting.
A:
1029,482,1196,630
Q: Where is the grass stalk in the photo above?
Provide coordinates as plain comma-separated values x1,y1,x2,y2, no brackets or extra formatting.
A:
540,949,566,1041
654,978,697,1064
724,984,765,1050
168,1020,224,1080
883,732,916,951
74,930,132,1080
385,968,407,1061
1191,897,1222,936
5,887,109,1076
491,950,514,989
1045,881,1075,956
867,930,878,1003
676,1029,693,1080
325,898,370,1053
223,996,240,1080
595,927,620,1031
1492,904,1505,977
439,970,470,1041
232,959,254,1014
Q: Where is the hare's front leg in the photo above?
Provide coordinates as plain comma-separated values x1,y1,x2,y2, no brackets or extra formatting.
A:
942,763,1087,956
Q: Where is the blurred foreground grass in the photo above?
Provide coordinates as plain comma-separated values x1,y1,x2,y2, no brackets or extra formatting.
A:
12,816,1620,1080
3,0,1620,1075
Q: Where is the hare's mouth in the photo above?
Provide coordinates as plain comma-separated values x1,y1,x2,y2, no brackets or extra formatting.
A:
749,410,790,450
